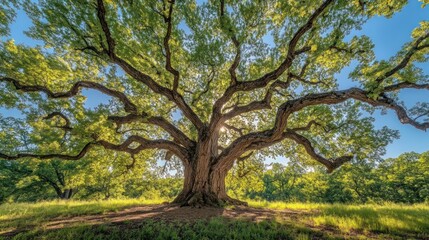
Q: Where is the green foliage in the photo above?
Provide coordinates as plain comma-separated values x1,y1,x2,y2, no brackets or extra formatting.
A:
229,151,429,204
2,150,428,205
0,149,183,203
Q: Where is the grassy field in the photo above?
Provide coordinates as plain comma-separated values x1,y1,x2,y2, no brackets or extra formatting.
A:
0,199,428,239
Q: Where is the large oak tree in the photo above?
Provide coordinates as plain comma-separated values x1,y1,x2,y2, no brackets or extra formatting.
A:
0,0,428,206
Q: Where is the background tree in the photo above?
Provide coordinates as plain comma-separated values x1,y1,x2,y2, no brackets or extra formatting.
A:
0,0,428,206
228,151,429,204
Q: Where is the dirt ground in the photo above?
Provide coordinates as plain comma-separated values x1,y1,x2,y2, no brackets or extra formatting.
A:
43,204,311,230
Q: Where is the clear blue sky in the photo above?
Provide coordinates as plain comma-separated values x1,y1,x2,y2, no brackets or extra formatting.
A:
1,1,428,159
339,0,429,158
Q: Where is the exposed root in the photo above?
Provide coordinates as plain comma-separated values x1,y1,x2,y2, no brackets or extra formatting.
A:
173,191,248,208
221,196,248,206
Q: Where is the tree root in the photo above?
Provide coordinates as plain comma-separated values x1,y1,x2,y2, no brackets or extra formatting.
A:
173,191,248,208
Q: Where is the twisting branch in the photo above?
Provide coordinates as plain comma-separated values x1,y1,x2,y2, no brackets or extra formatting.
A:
98,135,190,163
210,0,334,127
223,124,245,136
95,0,204,129
221,89,273,121
96,0,115,55
384,82,429,92
0,135,190,164
108,113,195,149
0,142,95,161
161,0,180,92
1,77,138,113
219,0,241,85
215,86,429,172
272,88,429,135
283,131,352,173
375,32,429,85
220,76,296,122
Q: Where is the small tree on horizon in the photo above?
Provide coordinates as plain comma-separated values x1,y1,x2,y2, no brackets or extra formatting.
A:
0,0,428,206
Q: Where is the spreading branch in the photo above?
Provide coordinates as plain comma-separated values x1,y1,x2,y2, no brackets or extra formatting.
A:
219,0,241,85
0,135,190,164
284,131,353,173
210,0,334,126
375,32,429,85
98,135,189,163
1,77,137,113
95,0,203,129
108,113,195,149
0,142,94,161
162,0,180,92
215,86,429,171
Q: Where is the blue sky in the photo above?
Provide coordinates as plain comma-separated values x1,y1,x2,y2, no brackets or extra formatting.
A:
1,1,428,159
338,0,429,158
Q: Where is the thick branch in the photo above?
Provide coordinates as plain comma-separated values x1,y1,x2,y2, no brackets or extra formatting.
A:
108,113,195,148
216,86,429,171
284,131,352,173
1,77,137,112
211,0,333,127
98,135,189,163
1,135,190,164
222,90,273,121
0,142,94,161
95,0,203,129
375,32,429,85
162,0,180,92
384,82,429,92
219,0,241,85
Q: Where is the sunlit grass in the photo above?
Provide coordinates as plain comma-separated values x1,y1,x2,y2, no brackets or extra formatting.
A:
248,200,429,235
0,198,166,234
247,200,325,210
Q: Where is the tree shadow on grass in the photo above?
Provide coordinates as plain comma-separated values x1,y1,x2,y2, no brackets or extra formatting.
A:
8,216,339,240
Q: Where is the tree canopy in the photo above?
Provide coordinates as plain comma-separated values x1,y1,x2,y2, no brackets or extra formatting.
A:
0,0,428,206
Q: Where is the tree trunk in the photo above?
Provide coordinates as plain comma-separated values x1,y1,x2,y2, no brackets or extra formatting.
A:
172,127,248,207
60,188,74,199
172,156,247,207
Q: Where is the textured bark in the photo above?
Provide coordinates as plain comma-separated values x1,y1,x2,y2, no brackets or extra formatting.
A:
172,130,247,207
172,161,247,207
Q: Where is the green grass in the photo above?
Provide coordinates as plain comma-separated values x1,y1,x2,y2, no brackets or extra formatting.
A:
9,218,331,240
1,199,428,239
0,198,166,235
248,200,429,235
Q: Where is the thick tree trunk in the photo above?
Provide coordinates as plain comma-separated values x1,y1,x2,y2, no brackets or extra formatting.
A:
172,157,247,207
173,127,247,207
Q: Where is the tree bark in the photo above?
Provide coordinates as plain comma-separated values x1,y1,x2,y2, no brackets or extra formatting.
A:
172,127,248,207
172,154,247,207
